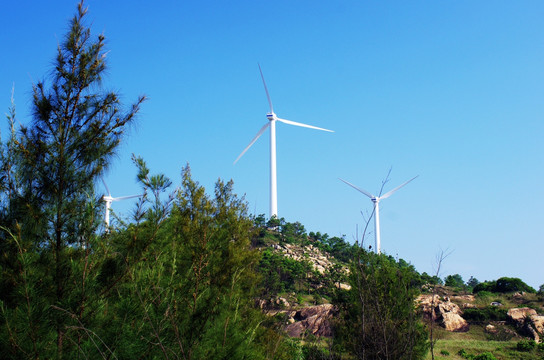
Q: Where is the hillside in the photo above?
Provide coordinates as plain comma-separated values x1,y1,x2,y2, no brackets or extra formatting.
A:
252,217,544,359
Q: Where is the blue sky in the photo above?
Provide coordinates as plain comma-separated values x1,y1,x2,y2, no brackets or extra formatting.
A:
1,1,543,288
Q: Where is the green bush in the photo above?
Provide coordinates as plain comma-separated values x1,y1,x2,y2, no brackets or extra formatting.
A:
440,349,450,356
516,339,536,352
475,290,493,299
463,306,507,322
473,277,536,294
474,352,497,360
458,349,473,359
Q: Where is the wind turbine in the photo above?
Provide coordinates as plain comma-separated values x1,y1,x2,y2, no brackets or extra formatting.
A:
101,179,143,228
234,64,334,219
339,175,418,254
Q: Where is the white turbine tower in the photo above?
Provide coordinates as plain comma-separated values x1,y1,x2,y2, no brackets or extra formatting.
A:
339,175,418,254
234,65,334,218
102,179,143,228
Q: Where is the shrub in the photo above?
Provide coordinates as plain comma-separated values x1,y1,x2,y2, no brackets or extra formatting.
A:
495,277,536,293
458,349,474,359
473,282,495,294
475,290,493,299
474,352,497,360
473,278,536,294
440,349,450,356
516,339,536,352
463,306,507,322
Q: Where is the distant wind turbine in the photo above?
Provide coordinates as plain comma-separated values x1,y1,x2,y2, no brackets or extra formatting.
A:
234,64,334,219
102,179,143,228
339,175,418,254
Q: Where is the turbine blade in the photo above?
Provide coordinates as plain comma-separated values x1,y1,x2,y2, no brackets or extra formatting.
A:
380,175,419,200
102,178,111,196
339,178,375,199
112,194,144,201
258,63,274,113
234,122,270,164
277,118,334,132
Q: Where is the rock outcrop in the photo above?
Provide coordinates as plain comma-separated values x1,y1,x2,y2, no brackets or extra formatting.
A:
284,304,336,338
417,294,469,332
507,307,544,342
271,243,351,289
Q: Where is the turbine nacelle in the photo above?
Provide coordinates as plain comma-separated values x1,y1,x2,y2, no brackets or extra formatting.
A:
266,112,277,121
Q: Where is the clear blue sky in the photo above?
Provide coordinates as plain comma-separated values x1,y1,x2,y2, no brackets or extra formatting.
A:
1,1,543,288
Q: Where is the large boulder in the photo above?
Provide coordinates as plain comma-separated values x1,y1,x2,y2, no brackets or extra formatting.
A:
507,307,537,324
417,294,469,332
284,304,335,338
507,307,543,342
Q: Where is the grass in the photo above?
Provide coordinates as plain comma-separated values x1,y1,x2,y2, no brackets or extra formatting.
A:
427,324,543,360
427,339,543,359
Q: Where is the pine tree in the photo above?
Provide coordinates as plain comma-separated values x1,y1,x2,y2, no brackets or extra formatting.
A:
335,249,429,360
0,2,144,358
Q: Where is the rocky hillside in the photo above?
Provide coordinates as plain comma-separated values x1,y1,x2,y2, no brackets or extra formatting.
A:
417,287,544,342
252,221,544,347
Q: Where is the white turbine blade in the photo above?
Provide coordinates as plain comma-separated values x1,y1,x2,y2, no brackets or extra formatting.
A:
277,118,334,132
102,178,111,196
258,63,274,113
234,122,270,164
380,175,419,200
339,178,375,199
112,194,143,201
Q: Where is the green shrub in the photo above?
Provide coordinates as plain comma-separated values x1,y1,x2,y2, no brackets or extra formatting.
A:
463,306,507,322
440,349,450,356
473,282,495,294
475,290,493,299
495,277,536,293
458,349,474,359
538,342,544,352
474,352,497,360
516,339,536,352
473,278,536,294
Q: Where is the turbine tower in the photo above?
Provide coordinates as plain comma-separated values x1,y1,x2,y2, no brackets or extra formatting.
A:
234,65,333,218
102,179,143,228
339,175,418,254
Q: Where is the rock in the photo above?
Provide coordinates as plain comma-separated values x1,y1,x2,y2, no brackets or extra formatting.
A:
507,307,537,325
335,282,351,290
276,297,290,308
490,302,503,307
532,315,544,334
452,295,475,302
284,304,335,338
507,307,542,342
485,324,497,333
417,294,469,332
441,312,469,332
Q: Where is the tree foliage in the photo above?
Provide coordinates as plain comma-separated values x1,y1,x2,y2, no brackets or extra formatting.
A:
473,277,536,294
444,274,464,288
0,2,143,358
335,249,428,360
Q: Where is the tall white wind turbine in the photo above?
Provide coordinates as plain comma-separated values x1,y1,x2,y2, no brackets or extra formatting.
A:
102,179,143,228
339,176,418,254
234,65,334,218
